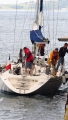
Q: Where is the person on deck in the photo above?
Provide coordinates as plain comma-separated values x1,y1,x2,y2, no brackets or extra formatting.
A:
23,47,34,75
37,44,41,55
18,48,22,63
48,48,59,76
56,43,68,72
37,44,45,56
40,44,45,56
64,93,68,120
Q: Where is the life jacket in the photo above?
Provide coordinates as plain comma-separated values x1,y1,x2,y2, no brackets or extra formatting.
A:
50,51,59,61
52,51,57,60
48,51,59,66
37,44,41,50
24,48,34,62
38,44,45,49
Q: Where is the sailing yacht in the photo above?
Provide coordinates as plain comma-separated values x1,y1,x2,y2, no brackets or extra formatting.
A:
0,0,67,95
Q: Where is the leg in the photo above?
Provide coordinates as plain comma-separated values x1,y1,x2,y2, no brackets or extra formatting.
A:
30,69,33,76
29,62,34,76
52,64,57,76
25,68,27,75
56,58,61,71
60,57,64,72
61,57,64,65
25,62,29,75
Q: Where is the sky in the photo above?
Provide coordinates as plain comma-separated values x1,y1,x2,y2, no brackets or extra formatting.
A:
0,0,58,4
0,0,36,4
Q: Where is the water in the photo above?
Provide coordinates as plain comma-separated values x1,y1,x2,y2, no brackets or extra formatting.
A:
0,92,67,120
0,10,68,66
0,10,68,120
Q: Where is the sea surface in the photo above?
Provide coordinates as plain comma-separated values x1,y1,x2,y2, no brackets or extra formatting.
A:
0,10,68,120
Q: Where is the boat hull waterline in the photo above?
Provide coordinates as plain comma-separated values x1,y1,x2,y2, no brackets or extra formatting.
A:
0,70,62,95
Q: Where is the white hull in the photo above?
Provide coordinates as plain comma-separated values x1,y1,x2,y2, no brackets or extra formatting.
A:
0,63,62,95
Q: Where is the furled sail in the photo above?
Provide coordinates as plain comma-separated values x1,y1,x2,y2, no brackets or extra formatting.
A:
30,0,49,44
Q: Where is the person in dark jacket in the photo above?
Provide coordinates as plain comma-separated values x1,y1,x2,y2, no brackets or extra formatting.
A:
56,43,68,71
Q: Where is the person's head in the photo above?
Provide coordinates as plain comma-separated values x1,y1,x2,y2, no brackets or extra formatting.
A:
64,43,68,48
19,48,22,54
54,48,58,53
53,48,58,55
20,48,22,52
55,48,58,52
23,47,27,51
23,47,27,50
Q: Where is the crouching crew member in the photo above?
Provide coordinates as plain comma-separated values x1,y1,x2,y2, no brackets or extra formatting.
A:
48,48,59,76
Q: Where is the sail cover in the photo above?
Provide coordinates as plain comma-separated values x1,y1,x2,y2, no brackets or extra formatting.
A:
30,30,50,44
30,30,44,43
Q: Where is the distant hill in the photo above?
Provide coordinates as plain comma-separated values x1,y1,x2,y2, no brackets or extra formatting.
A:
0,0,68,11
0,3,33,10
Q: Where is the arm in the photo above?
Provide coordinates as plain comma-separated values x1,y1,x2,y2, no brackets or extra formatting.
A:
59,47,62,56
49,52,53,61
66,49,68,53
56,53,59,61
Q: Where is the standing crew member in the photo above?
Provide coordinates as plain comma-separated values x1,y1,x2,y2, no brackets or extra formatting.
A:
56,43,68,72
40,44,45,56
23,47,34,75
37,44,45,56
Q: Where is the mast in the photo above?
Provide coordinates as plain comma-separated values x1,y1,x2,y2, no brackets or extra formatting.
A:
32,0,39,56
33,0,39,30
39,0,43,30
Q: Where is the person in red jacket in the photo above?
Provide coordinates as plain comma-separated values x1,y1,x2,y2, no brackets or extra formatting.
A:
23,47,34,75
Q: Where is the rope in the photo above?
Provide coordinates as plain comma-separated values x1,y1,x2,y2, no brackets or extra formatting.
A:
44,0,52,56
43,0,60,57
53,1,55,49
19,0,35,48
44,1,50,41
19,1,30,47
27,0,36,48
13,0,18,59
55,0,60,46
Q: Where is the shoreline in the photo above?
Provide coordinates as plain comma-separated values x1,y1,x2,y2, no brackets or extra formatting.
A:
0,9,68,12
0,9,35,12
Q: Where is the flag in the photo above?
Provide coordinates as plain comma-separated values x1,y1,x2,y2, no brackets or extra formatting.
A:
6,54,11,70
6,63,11,70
